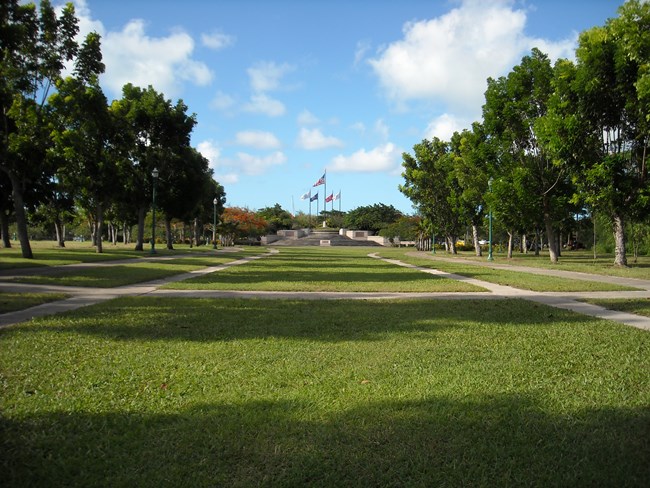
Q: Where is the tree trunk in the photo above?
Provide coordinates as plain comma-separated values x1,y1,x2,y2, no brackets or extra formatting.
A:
472,224,482,257
165,217,174,250
1,211,11,248
96,202,104,253
522,234,528,254
447,235,457,254
193,218,201,247
135,205,146,251
507,231,513,259
613,213,627,267
534,230,540,256
543,196,559,264
54,218,65,247
9,174,33,258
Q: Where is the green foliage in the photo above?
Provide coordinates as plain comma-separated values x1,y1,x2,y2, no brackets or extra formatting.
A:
343,203,402,232
256,203,293,233
378,216,419,241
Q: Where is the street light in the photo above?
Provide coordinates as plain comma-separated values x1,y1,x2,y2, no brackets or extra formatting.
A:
151,167,159,254
212,197,218,249
487,177,494,261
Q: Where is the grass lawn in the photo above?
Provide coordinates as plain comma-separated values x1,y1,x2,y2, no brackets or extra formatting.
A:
0,240,242,270
378,248,642,292
0,292,68,314
9,251,267,288
1,297,648,487
416,247,650,279
165,247,486,292
582,298,650,318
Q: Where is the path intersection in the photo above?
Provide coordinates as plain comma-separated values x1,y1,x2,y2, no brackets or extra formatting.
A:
1,249,649,331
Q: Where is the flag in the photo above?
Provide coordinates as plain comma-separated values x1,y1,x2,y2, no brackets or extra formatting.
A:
333,191,341,201
312,173,325,187
325,192,334,203
300,190,311,200
310,192,318,202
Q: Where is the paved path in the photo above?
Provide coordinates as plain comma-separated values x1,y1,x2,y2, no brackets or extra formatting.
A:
1,249,649,331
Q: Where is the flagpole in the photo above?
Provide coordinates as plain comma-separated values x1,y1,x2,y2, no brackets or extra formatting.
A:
323,169,327,221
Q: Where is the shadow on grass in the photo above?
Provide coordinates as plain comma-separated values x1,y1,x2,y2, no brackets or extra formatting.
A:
3,394,648,487
22,297,590,343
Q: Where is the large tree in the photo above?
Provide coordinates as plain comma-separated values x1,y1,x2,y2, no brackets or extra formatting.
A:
0,0,79,258
400,138,464,253
49,32,115,253
483,48,570,263
544,0,650,266
111,84,197,251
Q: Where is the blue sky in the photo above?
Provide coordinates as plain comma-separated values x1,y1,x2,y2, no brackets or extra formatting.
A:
67,0,622,214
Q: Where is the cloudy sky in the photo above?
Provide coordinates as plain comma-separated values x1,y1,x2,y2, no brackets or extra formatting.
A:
65,0,621,214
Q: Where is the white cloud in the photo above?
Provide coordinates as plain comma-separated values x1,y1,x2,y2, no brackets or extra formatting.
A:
375,119,389,140
354,40,371,67
68,1,212,99
424,113,466,141
369,0,577,115
210,91,236,111
297,128,344,150
197,140,221,170
100,20,212,98
247,61,294,92
235,130,281,149
236,151,287,175
243,93,286,117
330,143,401,173
350,122,366,134
201,30,235,50
297,110,320,125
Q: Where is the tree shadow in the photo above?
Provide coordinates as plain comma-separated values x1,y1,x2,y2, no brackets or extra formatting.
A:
23,298,590,343
3,393,648,487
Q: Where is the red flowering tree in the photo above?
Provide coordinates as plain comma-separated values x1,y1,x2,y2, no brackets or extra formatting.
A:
219,207,268,246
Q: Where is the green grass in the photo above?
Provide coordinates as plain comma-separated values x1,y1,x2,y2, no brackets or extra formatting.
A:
582,298,650,318
1,297,648,487
0,292,68,314
417,247,650,279
0,240,248,270
9,252,266,288
378,248,641,292
164,247,486,292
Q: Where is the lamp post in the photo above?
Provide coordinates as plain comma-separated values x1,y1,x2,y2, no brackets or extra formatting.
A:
151,168,159,254
487,177,494,261
212,197,218,249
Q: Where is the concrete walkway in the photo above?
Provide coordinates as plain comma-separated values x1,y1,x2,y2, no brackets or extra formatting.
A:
1,249,649,331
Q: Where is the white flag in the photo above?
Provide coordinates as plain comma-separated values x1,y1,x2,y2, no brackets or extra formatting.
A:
300,190,311,200
333,191,341,201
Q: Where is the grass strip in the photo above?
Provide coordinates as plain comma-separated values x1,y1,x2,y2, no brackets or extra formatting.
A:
164,247,485,292
582,298,650,318
10,253,256,288
1,297,648,487
0,292,68,314
378,248,640,292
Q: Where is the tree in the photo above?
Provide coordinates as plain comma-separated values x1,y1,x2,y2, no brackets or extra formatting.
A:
219,207,267,245
257,204,293,234
110,84,197,251
400,139,464,253
450,124,493,256
49,32,115,253
483,48,572,263
547,1,650,266
343,203,402,234
0,0,79,258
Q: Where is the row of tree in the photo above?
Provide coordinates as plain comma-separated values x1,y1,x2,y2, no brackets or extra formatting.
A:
0,1,225,258
400,0,649,266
